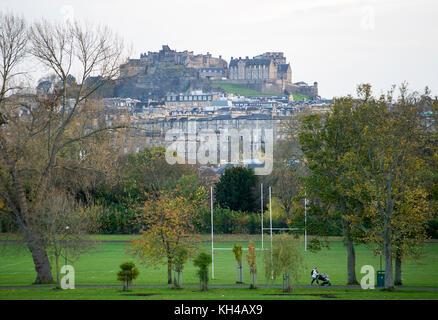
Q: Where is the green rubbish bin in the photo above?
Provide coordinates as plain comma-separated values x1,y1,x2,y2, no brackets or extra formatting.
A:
376,271,385,287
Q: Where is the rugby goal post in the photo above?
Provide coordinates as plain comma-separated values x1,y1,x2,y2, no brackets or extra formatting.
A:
210,184,307,280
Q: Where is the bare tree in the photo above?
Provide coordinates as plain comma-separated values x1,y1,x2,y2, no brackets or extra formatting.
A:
0,12,27,124
268,139,305,220
0,13,127,283
33,192,98,289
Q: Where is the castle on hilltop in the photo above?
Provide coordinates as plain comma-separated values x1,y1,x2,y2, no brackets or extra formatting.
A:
141,45,228,69
120,45,227,78
118,45,319,100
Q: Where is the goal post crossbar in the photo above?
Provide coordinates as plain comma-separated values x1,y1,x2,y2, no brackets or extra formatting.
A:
262,227,303,231
212,247,267,251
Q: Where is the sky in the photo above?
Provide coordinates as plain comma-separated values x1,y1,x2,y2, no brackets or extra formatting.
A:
2,0,438,99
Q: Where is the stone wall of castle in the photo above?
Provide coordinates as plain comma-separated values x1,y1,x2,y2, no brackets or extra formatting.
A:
286,82,319,100
185,53,227,69
139,45,227,70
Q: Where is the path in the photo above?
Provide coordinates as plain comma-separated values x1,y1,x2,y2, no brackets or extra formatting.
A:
1,284,437,290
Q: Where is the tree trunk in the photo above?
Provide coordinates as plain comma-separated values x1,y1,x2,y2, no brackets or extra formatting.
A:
236,262,243,284
383,226,394,289
167,259,172,285
394,249,402,286
249,267,257,289
173,265,183,288
177,271,182,288
13,169,53,284
346,237,359,285
24,231,53,284
55,254,60,289
283,273,292,293
200,272,208,291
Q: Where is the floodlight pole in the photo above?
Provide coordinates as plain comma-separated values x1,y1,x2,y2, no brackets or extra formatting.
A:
269,186,273,280
211,186,214,280
261,183,264,250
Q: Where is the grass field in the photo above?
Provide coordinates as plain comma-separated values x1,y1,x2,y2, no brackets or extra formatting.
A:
211,82,281,97
211,82,310,101
1,234,437,299
1,287,438,300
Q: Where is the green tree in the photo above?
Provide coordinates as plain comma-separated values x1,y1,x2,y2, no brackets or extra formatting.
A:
264,234,303,292
124,146,195,194
117,262,139,291
93,149,202,234
417,95,438,240
342,84,433,289
128,187,203,285
232,243,244,283
215,167,258,212
193,252,212,291
299,99,365,285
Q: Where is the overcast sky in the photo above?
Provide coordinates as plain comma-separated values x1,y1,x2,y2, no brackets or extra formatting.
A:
3,0,437,98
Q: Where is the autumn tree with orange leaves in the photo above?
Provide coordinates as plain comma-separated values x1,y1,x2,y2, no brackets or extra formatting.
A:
128,185,206,285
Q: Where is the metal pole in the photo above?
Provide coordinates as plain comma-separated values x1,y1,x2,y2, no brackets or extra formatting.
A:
269,186,273,280
304,196,307,251
261,183,264,250
380,250,382,271
65,226,69,266
211,186,214,280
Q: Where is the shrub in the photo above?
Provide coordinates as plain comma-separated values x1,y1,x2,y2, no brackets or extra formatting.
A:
264,234,303,293
193,252,212,291
246,242,257,289
232,243,244,283
117,262,139,291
